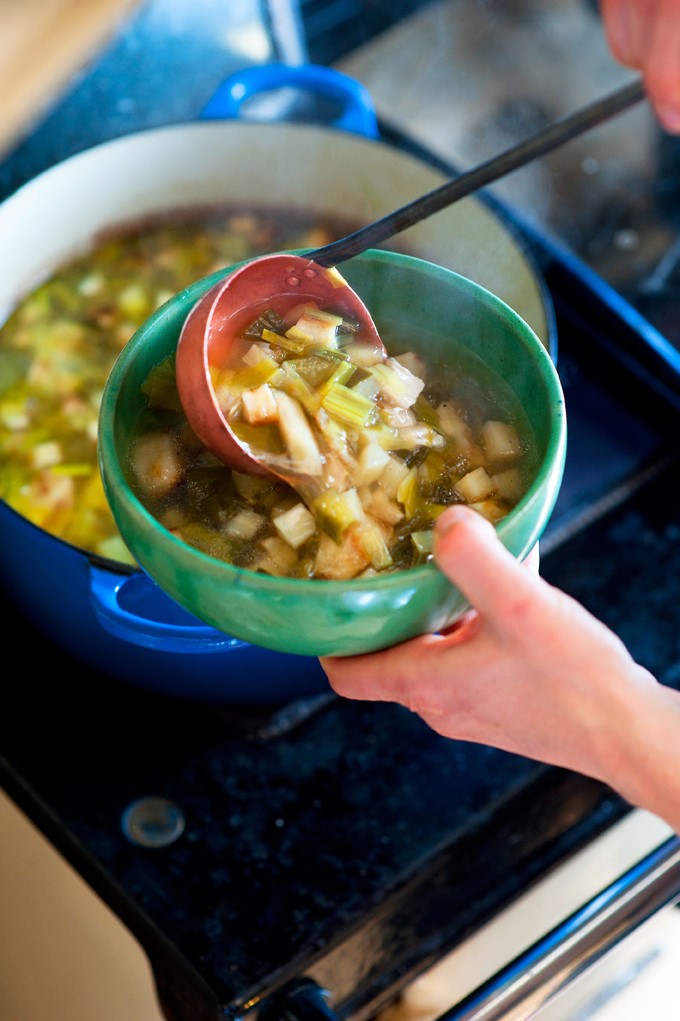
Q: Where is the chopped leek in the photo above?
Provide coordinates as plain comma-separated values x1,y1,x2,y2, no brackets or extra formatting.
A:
321,382,377,429
312,487,364,542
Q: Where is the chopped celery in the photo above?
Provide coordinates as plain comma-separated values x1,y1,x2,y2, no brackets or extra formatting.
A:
261,328,306,355
321,382,377,429
294,355,338,388
370,357,425,408
396,467,420,518
356,523,393,571
410,530,434,562
141,355,182,411
277,361,321,413
230,418,285,456
301,305,344,325
308,346,351,362
349,372,381,401
51,463,93,477
243,309,285,338
312,487,364,542
319,360,356,395
218,359,281,393
413,393,441,429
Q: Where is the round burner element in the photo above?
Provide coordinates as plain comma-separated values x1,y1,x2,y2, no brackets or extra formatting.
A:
122,796,186,848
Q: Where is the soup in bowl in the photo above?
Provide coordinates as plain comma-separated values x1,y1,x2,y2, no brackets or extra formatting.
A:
99,250,566,658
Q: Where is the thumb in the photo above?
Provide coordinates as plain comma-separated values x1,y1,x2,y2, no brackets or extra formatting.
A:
434,506,541,616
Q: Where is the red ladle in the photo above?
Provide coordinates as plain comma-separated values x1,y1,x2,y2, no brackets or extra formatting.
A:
175,78,645,479
176,252,384,482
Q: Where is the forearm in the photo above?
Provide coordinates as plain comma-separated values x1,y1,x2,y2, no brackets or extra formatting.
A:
594,670,680,834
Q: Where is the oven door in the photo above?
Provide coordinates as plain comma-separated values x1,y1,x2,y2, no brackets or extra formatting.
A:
391,815,680,1021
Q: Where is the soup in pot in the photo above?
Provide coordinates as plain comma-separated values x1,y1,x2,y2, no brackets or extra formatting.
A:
0,207,375,564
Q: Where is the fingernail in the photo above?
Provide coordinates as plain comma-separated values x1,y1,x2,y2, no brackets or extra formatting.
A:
658,106,680,135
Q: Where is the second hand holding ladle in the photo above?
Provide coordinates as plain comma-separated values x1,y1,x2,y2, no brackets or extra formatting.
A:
176,77,646,481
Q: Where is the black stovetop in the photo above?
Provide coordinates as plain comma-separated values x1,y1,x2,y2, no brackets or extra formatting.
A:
3,4,680,1021
2,237,680,1021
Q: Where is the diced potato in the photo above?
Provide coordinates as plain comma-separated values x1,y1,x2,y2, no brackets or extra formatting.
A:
117,282,150,320
0,401,30,430
491,468,525,502
435,402,486,464
358,486,404,526
224,507,266,540
286,311,339,348
130,432,184,496
273,503,316,549
253,535,299,576
454,466,496,503
340,340,385,368
376,454,411,500
242,342,280,368
354,439,391,486
274,390,323,476
241,384,279,425
469,499,507,523
323,451,351,491
31,440,62,469
393,351,426,378
380,405,416,429
392,424,444,452
481,420,523,465
436,401,468,437
232,471,272,502
313,530,369,580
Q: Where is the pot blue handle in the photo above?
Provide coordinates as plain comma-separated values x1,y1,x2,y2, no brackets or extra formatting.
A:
89,563,247,653
200,62,379,138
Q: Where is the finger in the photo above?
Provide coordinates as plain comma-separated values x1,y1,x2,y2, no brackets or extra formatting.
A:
319,630,438,701
644,0,680,132
600,0,642,66
433,506,543,619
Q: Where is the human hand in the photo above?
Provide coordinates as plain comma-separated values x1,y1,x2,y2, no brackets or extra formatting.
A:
320,505,663,790
600,0,680,132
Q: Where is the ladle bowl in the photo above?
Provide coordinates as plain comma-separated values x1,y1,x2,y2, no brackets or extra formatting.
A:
176,252,384,479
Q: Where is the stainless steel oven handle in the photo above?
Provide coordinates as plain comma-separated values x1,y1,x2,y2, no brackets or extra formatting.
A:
435,834,680,1021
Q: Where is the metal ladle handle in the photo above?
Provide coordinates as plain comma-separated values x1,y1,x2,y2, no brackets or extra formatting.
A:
311,77,646,268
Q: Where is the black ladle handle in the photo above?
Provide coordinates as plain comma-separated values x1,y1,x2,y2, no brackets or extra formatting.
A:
311,77,646,268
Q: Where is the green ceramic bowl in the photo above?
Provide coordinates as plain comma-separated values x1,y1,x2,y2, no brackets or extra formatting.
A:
99,250,566,658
